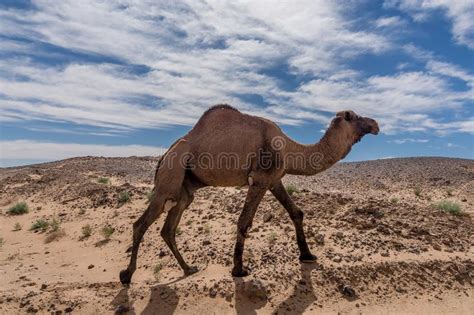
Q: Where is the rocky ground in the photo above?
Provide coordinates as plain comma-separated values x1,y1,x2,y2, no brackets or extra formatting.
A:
0,156,472,314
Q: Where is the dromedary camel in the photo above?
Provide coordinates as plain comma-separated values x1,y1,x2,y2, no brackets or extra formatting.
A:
120,104,379,284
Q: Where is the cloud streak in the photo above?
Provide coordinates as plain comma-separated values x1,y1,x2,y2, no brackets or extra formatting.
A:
0,0,472,138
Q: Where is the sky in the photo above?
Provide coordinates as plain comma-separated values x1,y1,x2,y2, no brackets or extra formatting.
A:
0,0,473,167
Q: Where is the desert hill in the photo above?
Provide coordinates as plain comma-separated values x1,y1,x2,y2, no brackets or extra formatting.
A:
0,156,472,314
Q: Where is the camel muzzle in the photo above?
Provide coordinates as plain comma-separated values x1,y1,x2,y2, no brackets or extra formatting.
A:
364,118,379,135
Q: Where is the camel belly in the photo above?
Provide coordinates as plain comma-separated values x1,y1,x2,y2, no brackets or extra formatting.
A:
190,168,250,187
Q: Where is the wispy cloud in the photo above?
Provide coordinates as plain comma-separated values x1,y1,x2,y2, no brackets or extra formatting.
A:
0,140,165,161
386,0,474,49
0,0,472,138
389,138,429,144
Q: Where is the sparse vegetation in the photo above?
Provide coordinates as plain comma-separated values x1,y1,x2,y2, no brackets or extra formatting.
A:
13,222,22,231
267,232,278,245
45,230,66,243
81,224,92,238
185,219,193,226
286,185,299,196
98,177,110,184
146,191,154,203
204,223,211,234
434,200,462,215
50,218,60,232
414,185,422,197
153,262,162,280
30,219,49,232
79,208,86,215
390,197,399,203
446,188,454,197
176,226,182,236
8,202,29,215
118,191,131,203
112,210,119,218
101,225,115,239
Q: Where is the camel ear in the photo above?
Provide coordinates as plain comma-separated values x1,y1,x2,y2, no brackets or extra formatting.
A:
336,111,357,121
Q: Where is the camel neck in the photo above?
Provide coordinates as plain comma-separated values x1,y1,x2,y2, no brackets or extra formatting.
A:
284,127,352,175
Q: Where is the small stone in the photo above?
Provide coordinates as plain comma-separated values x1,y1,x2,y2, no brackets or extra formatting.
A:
315,234,325,245
202,240,211,246
381,251,389,257
263,213,273,223
88,264,95,269
339,285,356,299
209,288,217,298
433,244,442,251
64,307,73,313
40,284,47,290
115,305,130,314
332,255,342,263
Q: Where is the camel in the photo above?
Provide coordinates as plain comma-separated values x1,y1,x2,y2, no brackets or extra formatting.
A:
120,104,379,285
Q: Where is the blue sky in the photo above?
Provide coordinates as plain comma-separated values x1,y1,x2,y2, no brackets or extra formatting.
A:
0,0,473,167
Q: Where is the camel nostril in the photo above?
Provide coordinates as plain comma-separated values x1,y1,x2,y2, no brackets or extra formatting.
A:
371,125,380,135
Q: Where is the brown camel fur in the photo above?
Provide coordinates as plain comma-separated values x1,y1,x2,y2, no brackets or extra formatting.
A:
120,104,379,284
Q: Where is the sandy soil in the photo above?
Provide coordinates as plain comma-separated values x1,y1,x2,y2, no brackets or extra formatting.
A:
0,156,472,314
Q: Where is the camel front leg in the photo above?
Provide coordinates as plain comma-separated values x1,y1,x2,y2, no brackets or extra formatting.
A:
232,184,267,277
270,180,316,262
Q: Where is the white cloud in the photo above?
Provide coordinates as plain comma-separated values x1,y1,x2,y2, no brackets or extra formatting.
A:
0,140,165,161
386,0,474,49
375,16,406,28
389,138,430,144
0,0,472,138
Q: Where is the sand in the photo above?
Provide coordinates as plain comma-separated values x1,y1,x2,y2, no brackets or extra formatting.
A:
0,156,472,314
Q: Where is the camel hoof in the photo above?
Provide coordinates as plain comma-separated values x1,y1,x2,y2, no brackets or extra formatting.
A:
299,254,317,263
184,266,199,276
231,267,250,277
119,269,132,286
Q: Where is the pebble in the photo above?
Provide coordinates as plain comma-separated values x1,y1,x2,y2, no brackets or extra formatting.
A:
263,213,273,223
88,264,95,269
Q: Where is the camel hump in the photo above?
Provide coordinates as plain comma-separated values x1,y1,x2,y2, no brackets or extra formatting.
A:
202,104,240,116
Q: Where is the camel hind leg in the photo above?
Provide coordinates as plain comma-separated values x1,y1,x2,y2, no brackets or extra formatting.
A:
160,183,198,275
119,139,190,285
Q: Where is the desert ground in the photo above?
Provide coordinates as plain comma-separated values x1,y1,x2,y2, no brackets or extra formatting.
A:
0,156,472,314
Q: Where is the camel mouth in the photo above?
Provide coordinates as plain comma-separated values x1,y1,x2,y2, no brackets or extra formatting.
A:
370,125,380,135
364,118,379,135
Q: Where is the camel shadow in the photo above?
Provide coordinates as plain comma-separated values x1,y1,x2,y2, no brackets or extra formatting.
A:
141,283,180,315
111,278,184,315
273,263,319,315
110,288,136,315
233,277,268,315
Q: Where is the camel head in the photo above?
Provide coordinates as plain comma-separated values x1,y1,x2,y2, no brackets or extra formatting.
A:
333,110,379,144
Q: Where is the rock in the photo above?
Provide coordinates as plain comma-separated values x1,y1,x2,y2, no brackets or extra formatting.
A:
315,234,325,245
64,307,73,313
115,305,130,314
395,285,406,293
263,213,273,223
244,279,268,300
88,264,95,269
381,251,389,257
209,288,217,298
202,240,211,246
40,284,47,290
332,255,342,263
339,284,356,299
